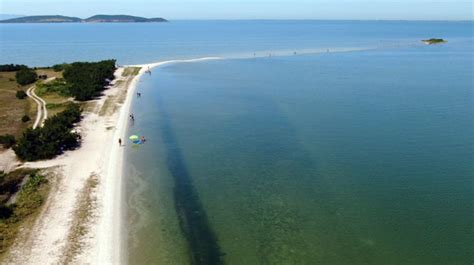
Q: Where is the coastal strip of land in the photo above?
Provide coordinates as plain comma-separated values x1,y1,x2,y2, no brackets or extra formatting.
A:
2,57,221,264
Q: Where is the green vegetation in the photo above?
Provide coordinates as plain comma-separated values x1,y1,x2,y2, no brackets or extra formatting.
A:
15,68,37,86
63,60,116,101
0,135,16,149
0,169,48,255
46,103,66,110
0,64,27,72
13,104,82,161
422,38,447,45
36,78,72,97
15,90,27,99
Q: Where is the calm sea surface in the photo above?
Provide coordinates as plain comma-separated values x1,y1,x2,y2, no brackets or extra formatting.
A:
1,21,472,264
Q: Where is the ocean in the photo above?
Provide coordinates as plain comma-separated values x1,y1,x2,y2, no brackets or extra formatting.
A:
1,20,472,264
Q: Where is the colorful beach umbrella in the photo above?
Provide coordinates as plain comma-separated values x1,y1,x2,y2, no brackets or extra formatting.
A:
129,135,139,141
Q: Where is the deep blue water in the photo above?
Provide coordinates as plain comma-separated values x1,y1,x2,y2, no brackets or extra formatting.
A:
1,20,472,264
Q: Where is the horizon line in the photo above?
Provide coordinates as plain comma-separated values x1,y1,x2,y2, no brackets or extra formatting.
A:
1,16,472,22
0,14,472,22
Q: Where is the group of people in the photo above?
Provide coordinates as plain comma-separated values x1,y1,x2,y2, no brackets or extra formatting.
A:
118,90,146,146
117,110,146,146
118,135,146,146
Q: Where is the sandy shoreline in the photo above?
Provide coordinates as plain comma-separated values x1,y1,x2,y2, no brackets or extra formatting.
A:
96,57,222,264
2,57,220,264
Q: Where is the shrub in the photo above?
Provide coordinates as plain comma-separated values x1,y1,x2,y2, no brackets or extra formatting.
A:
14,104,82,161
15,68,37,86
16,90,27,99
21,115,30,123
0,134,16,149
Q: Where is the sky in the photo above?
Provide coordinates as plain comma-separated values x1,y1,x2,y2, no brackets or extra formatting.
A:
0,0,472,20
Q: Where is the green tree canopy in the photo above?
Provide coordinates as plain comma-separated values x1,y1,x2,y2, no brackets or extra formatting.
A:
15,68,37,86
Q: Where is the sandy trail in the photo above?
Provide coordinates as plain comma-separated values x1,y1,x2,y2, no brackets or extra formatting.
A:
26,77,54,129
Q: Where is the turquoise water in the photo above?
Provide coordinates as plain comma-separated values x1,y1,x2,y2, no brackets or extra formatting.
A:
1,20,472,264
125,41,473,264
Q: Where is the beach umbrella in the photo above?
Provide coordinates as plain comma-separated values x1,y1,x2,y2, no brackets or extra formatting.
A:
129,135,139,141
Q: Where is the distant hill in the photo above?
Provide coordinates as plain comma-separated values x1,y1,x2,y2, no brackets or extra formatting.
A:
0,15,168,23
85,15,167,23
0,15,82,23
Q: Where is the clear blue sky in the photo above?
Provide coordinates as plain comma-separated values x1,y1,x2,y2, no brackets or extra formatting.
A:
0,0,472,20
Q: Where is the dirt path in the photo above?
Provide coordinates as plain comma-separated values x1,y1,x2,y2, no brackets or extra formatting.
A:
26,78,54,129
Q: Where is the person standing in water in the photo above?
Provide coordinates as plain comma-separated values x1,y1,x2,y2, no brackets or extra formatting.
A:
118,138,122,146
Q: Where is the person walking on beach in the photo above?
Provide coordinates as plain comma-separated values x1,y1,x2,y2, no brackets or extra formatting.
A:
118,138,122,146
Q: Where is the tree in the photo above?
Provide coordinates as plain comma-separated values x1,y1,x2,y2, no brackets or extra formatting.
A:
63,60,116,101
15,68,37,86
0,64,27,72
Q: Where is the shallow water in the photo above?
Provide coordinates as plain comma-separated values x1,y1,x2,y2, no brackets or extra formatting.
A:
125,37,473,264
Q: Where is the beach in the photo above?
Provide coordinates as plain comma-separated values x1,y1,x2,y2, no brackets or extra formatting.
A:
1,58,220,264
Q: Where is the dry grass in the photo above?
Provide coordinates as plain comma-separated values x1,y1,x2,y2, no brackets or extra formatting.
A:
99,68,139,117
35,69,63,79
42,93,71,117
0,69,66,137
0,72,32,136
122,67,141,77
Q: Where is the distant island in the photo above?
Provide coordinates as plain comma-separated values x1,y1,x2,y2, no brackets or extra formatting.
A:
422,38,447,45
0,15,168,23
